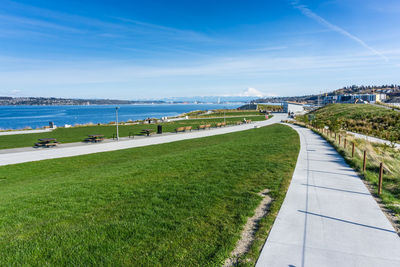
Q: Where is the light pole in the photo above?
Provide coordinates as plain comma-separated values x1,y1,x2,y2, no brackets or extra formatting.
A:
224,106,226,124
115,107,119,141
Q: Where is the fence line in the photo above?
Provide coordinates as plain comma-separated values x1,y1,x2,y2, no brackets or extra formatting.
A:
288,121,387,196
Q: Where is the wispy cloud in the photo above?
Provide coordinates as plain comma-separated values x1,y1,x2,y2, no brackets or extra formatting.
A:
291,0,388,62
247,46,288,52
113,17,214,43
0,14,83,33
1,0,214,45
0,52,392,86
0,52,397,98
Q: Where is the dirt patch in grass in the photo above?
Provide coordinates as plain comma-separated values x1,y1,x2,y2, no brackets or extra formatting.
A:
223,189,272,266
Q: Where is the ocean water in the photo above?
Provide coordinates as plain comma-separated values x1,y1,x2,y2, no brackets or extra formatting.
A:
0,104,243,130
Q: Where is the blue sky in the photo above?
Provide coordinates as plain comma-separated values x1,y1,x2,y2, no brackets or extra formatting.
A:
0,0,399,99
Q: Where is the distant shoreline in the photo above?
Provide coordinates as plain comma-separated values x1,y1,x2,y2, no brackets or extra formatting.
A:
0,102,248,107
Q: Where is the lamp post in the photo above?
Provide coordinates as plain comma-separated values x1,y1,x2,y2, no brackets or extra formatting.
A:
115,107,119,141
224,106,226,124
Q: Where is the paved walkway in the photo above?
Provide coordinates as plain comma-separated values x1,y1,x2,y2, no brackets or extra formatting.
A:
257,124,400,267
0,114,285,166
0,128,53,136
347,131,400,149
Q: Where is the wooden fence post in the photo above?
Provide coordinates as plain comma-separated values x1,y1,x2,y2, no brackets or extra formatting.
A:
339,135,341,145
363,151,367,173
352,143,355,157
378,162,383,195
344,138,347,149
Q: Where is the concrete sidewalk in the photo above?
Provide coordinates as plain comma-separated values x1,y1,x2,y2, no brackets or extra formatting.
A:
257,124,400,267
347,131,400,149
0,114,285,166
0,128,54,136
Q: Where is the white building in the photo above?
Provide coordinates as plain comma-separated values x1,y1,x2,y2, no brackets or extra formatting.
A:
283,102,304,113
375,93,387,102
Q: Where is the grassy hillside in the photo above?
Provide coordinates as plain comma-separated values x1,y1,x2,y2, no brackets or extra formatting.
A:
186,109,263,118
303,104,400,141
0,115,266,150
0,124,299,266
257,104,283,112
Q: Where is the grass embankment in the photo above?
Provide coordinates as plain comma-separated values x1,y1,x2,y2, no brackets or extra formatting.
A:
257,104,283,112
187,109,263,118
300,104,400,141
0,115,266,150
293,120,400,230
0,124,299,266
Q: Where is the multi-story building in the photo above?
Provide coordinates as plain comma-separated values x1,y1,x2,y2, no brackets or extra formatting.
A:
322,94,386,104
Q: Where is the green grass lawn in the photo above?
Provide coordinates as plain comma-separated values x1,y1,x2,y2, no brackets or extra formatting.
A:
0,115,266,150
0,124,299,266
257,104,283,112
302,104,400,141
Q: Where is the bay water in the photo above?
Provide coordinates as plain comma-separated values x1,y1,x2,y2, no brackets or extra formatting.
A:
0,103,243,130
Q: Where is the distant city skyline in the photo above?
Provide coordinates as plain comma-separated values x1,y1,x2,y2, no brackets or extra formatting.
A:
0,0,399,99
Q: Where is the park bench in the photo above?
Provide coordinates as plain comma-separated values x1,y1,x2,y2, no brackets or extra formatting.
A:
247,120,252,124
236,121,243,125
216,123,222,127
185,126,192,132
198,125,206,130
221,122,226,127
175,127,186,133
205,124,211,129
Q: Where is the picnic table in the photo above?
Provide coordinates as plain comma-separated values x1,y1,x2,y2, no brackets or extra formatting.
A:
140,129,153,136
85,135,104,143
34,138,59,148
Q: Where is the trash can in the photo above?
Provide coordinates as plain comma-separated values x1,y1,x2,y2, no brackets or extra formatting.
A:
157,125,162,134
